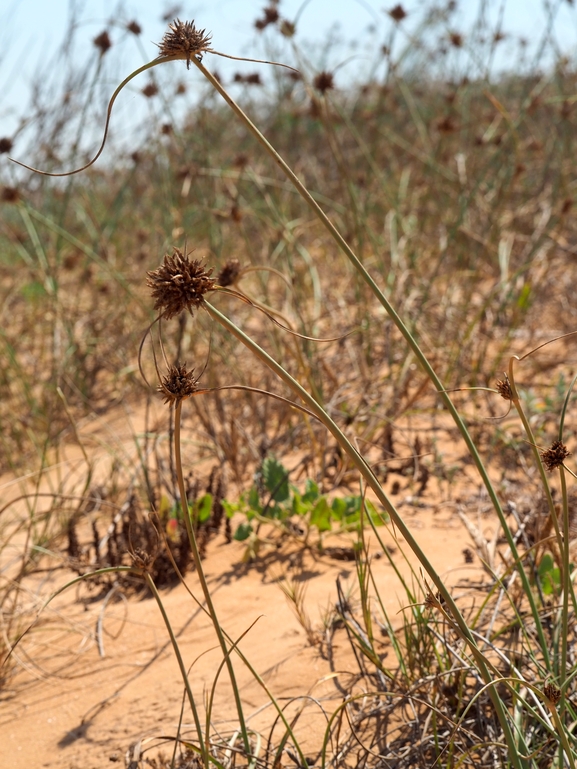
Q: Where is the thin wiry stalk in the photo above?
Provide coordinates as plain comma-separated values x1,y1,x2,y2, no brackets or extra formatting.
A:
143,571,208,768
204,299,526,768
172,399,253,762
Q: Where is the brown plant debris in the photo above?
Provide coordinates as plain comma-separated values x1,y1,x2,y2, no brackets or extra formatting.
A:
147,247,216,319
157,18,213,68
540,440,571,472
158,363,200,404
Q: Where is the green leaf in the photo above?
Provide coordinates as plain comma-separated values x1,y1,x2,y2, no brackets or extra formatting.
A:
292,490,313,517
222,499,239,518
538,553,554,576
331,497,347,521
248,485,262,514
310,497,332,532
195,493,213,523
303,478,320,503
262,456,290,502
234,522,253,541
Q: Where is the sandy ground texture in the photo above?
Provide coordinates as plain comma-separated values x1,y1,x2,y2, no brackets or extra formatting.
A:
0,501,483,769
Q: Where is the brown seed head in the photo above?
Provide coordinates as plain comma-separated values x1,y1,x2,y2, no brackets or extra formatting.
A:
0,137,13,154
543,681,561,706
313,71,334,94
218,259,242,287
158,363,200,404
157,19,212,69
142,82,159,98
449,31,463,47
280,20,296,37
147,247,216,319
541,440,571,472
388,4,407,22
127,20,142,35
93,30,112,55
496,375,513,401
1,186,20,204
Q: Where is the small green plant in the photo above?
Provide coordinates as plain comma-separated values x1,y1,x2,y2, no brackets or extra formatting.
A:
223,455,384,557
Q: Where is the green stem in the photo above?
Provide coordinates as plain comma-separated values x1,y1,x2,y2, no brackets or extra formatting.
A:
173,401,252,759
144,572,208,767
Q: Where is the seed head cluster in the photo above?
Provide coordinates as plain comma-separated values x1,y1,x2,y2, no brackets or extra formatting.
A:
157,19,213,68
540,440,571,472
158,363,200,404
147,248,216,319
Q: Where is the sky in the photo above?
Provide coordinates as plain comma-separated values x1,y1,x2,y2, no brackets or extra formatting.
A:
1,0,576,156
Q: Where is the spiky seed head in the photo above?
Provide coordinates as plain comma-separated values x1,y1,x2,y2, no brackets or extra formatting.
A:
449,31,463,48
158,363,200,405
313,71,334,94
217,259,241,287
157,19,213,69
147,247,216,319
142,82,159,98
541,440,571,472
0,137,13,154
496,375,513,401
388,4,407,22
93,30,112,55
543,681,561,706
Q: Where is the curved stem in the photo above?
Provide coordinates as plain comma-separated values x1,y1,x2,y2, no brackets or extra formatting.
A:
205,299,525,769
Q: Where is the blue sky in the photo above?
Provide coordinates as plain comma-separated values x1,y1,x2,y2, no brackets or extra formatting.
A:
1,0,576,146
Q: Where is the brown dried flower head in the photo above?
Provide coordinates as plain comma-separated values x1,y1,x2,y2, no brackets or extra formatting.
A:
142,82,159,98
388,4,407,22
158,363,200,404
0,137,13,154
541,440,571,472
313,71,334,94
543,681,561,706
126,20,142,35
449,31,464,48
147,247,216,319
1,186,20,204
218,258,242,287
255,6,280,30
496,375,513,401
93,30,112,55
157,19,213,69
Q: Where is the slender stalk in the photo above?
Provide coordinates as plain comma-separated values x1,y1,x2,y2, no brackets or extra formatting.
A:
173,400,252,759
205,300,526,769
144,572,208,767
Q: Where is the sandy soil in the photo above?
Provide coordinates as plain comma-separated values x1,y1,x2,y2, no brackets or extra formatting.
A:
0,500,482,769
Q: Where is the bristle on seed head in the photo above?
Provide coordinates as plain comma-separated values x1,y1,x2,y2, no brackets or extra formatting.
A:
147,247,216,319
157,19,213,68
